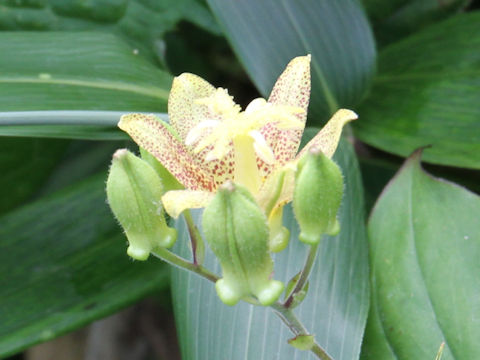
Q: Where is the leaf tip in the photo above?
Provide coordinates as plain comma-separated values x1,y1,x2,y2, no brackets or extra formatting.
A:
404,145,433,170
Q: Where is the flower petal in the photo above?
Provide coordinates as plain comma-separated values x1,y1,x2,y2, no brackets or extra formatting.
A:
268,55,311,115
267,55,311,149
168,73,216,141
169,75,237,187
162,190,213,218
202,148,236,187
119,113,216,191
257,55,311,179
297,109,358,159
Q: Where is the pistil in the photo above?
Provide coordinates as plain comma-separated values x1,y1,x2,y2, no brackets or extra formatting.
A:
232,134,261,195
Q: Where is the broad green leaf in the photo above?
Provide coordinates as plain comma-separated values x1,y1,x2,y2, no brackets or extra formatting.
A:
171,138,369,360
0,32,171,112
0,0,220,63
37,140,129,196
0,137,68,214
0,174,169,357
362,150,480,359
206,0,376,124
359,154,480,212
354,13,480,169
362,0,470,46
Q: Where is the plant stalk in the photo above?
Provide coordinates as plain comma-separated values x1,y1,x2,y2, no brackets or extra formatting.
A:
183,210,204,265
284,243,319,308
271,302,333,360
152,232,328,358
151,247,218,283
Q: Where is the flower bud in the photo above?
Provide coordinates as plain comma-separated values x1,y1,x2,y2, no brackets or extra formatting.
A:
202,181,284,306
106,149,177,260
293,147,343,245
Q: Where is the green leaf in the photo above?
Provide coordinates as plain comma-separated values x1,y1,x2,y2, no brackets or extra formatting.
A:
0,137,68,214
0,0,220,63
171,138,369,360
0,32,171,112
362,150,480,359
0,173,169,357
362,0,470,46
37,140,129,196
288,334,315,351
206,0,376,124
354,13,480,169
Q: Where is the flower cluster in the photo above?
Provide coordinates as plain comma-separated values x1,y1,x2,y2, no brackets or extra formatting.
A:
107,55,357,306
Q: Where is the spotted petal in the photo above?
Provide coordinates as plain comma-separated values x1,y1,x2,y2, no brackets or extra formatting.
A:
119,114,215,191
168,73,216,141
198,147,236,188
268,55,311,117
297,109,358,159
258,55,311,179
162,190,213,218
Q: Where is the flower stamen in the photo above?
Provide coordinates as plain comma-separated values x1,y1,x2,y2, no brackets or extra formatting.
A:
195,88,241,118
185,119,221,146
249,130,275,164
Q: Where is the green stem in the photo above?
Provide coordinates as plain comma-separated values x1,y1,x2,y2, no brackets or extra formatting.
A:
284,243,319,308
183,210,204,265
271,303,333,360
151,247,218,283
152,233,327,358
151,247,260,305
0,110,167,126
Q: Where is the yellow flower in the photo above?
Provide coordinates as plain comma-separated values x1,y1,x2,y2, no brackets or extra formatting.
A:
118,55,357,225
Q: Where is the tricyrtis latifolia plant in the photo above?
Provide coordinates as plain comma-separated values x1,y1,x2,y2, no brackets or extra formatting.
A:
106,55,357,359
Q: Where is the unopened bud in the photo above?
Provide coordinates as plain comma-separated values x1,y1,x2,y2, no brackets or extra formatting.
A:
202,181,284,306
106,149,177,260
293,147,343,244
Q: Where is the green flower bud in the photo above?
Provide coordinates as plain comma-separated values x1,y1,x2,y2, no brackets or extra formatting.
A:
293,147,344,245
202,181,284,306
106,149,177,260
